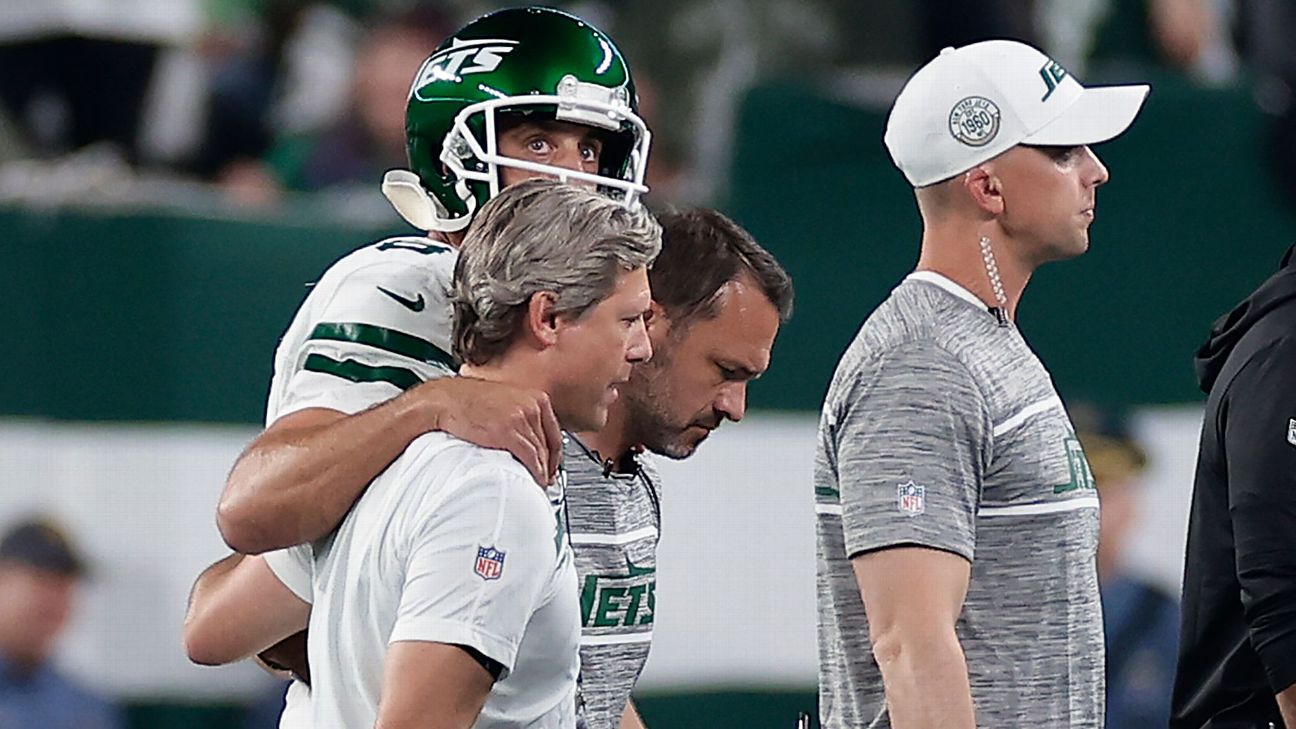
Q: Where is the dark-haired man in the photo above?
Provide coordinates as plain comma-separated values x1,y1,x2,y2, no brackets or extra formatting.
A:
566,207,793,728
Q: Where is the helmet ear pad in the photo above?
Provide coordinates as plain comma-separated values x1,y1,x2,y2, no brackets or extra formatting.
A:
406,132,473,220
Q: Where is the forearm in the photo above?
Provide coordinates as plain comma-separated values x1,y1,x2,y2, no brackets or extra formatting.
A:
1278,683,1296,729
184,553,310,665
219,393,438,553
619,699,647,729
873,630,975,729
186,553,244,622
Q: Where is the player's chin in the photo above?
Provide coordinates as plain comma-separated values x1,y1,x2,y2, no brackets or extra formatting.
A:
662,428,712,460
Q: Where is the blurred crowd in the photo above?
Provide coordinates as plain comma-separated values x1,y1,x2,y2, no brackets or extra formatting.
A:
1,0,1296,213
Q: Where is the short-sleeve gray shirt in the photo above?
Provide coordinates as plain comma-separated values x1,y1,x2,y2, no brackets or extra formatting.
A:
815,272,1104,728
563,435,661,729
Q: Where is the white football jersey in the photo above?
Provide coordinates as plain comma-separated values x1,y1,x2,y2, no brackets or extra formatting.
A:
266,235,459,424
266,433,580,729
263,235,459,728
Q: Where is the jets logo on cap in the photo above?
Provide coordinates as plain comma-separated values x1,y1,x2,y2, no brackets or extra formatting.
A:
948,96,1000,148
1039,59,1068,101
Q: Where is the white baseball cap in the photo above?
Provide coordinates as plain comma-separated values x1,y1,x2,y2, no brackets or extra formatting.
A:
884,40,1150,187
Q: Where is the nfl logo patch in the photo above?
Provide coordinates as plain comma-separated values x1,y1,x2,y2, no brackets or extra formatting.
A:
474,545,506,581
897,481,925,517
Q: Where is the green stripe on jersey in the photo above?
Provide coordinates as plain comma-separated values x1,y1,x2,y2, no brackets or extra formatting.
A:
302,354,422,390
815,485,840,499
309,322,454,369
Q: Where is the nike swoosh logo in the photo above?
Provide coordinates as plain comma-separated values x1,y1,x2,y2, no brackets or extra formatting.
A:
377,287,425,312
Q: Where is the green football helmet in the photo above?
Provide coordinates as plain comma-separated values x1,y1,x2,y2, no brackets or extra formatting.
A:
382,6,651,232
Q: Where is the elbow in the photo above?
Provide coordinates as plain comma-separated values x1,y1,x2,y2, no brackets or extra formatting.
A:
869,621,960,674
216,495,260,555
183,615,234,667
870,624,906,670
216,481,277,555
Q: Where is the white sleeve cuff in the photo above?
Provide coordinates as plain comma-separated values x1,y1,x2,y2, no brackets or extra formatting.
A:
388,618,519,675
263,547,313,604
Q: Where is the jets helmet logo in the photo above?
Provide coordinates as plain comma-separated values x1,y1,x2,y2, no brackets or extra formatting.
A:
412,39,519,100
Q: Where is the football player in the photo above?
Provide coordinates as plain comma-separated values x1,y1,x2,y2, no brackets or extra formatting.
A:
209,7,651,728
186,179,661,728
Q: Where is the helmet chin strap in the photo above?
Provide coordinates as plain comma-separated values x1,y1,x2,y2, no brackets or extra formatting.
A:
381,169,473,233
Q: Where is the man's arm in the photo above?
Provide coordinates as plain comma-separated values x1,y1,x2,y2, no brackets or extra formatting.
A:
619,698,648,729
217,376,561,554
1225,339,1296,722
1278,684,1296,728
374,642,496,729
183,553,311,665
853,546,975,729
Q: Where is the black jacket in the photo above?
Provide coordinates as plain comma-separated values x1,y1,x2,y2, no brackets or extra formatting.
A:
1172,245,1296,729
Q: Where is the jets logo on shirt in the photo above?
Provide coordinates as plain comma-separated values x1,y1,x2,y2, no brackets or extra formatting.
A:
580,558,655,628
1055,437,1097,494
474,545,506,580
897,481,925,516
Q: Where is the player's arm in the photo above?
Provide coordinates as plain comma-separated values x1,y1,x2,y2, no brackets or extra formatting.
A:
1278,685,1296,729
853,547,975,728
218,376,561,554
1223,339,1296,724
375,643,496,729
183,553,310,666
619,699,648,729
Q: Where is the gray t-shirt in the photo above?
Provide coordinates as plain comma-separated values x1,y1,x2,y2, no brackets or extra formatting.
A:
815,272,1104,728
563,434,661,729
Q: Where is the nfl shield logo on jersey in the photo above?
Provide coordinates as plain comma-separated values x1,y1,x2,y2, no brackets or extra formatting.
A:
474,545,506,581
897,481,925,517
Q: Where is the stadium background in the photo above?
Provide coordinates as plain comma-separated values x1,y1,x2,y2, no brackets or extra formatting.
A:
2,1,1295,727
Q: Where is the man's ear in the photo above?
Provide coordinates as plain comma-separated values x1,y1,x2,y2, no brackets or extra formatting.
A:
644,300,671,340
526,291,561,348
963,166,1005,216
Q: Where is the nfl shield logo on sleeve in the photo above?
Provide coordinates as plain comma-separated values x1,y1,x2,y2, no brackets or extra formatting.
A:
897,481,925,517
474,545,506,581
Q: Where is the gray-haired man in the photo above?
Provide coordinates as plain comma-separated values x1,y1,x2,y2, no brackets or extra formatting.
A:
183,179,661,729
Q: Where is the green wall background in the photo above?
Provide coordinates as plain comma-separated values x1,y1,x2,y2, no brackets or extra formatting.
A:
726,71,1296,412
3,77,1292,424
